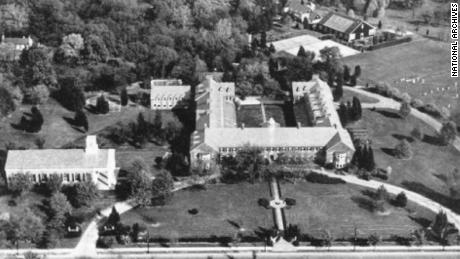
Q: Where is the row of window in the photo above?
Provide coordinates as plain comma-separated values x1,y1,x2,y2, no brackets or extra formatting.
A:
218,146,323,153
11,172,95,183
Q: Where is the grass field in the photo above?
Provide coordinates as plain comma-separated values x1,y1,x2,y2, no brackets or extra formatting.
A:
237,104,287,127
344,39,459,122
281,182,431,239
0,98,144,149
342,88,379,104
349,109,460,209
121,183,274,240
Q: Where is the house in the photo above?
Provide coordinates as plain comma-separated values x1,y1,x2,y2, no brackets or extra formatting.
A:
4,136,118,190
0,35,33,61
150,79,191,110
284,0,317,23
190,75,355,170
316,12,376,42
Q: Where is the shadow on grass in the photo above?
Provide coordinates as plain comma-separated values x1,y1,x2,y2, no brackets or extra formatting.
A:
392,134,414,143
351,196,375,212
401,181,460,214
381,147,395,157
422,135,443,146
409,216,432,228
376,110,401,119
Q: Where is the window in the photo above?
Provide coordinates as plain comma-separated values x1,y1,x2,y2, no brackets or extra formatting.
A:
32,174,37,182
65,173,70,182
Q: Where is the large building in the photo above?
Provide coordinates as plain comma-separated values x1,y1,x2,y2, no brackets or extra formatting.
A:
4,136,118,190
316,12,376,42
190,75,355,170
150,79,191,110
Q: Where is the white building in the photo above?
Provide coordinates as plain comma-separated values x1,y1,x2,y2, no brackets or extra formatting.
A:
4,136,118,190
150,79,191,110
1,35,33,51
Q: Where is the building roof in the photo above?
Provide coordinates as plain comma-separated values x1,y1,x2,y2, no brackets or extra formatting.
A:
286,0,315,14
5,149,115,171
204,127,339,149
150,85,191,99
3,37,30,46
318,12,369,34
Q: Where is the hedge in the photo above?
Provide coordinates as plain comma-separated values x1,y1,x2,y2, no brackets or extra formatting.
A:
305,172,346,184
367,37,412,51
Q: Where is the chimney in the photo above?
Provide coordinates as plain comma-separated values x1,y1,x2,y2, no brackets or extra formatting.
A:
85,135,99,154
297,122,301,128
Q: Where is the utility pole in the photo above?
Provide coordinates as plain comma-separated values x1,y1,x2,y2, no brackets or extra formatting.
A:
147,231,150,254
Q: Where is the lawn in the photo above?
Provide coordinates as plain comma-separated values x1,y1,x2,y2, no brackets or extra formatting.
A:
121,183,274,241
237,105,264,127
281,182,432,239
0,97,144,149
348,109,460,211
343,39,459,122
264,104,287,127
342,88,379,104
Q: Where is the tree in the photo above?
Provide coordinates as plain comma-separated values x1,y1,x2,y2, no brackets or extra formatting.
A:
378,20,383,29
124,157,152,206
338,102,349,126
399,101,411,119
96,95,110,114
365,146,376,171
29,106,44,132
297,46,307,57
8,173,33,196
74,110,89,132
65,182,99,208
334,74,344,101
107,207,120,227
368,233,380,246
56,77,85,111
151,170,174,202
343,65,351,83
20,46,57,90
440,121,457,145
7,209,45,247
351,96,362,120
48,192,72,234
394,139,413,159
354,65,361,78
120,87,128,106
394,192,408,207
44,174,63,194
35,137,46,149
268,43,276,53
349,75,357,86
411,127,424,141
0,87,16,118
23,84,50,105
430,210,458,245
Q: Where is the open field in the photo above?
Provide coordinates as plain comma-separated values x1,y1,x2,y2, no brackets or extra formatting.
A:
121,183,274,241
343,39,459,122
348,109,460,211
281,182,432,239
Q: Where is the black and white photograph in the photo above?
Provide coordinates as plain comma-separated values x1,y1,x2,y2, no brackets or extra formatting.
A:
0,0,458,258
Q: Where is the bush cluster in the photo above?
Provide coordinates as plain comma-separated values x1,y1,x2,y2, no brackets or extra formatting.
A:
305,172,346,184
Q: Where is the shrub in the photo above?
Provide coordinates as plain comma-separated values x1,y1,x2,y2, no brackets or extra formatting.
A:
0,87,15,118
372,168,388,180
419,103,442,118
411,98,424,109
96,95,110,114
394,139,413,159
258,198,270,208
411,127,424,141
357,169,371,180
97,236,116,248
399,101,411,118
23,84,50,105
56,78,85,111
8,173,34,196
440,121,457,145
394,192,408,207
285,198,296,206
305,172,345,184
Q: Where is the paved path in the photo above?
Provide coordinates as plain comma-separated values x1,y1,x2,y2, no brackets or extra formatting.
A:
269,177,285,231
343,86,460,151
313,168,460,232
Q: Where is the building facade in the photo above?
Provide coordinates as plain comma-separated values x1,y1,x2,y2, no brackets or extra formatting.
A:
4,136,118,190
317,12,376,42
0,35,34,61
190,75,355,170
150,79,191,110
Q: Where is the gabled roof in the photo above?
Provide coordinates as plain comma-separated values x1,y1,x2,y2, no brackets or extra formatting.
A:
318,12,374,34
5,149,115,171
